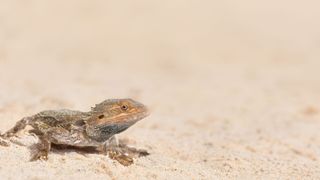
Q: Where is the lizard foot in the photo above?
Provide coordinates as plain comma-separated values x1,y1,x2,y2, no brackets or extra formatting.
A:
103,142,149,166
0,133,10,147
107,149,134,166
30,149,49,161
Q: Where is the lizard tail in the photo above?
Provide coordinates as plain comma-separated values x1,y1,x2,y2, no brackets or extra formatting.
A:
2,117,31,138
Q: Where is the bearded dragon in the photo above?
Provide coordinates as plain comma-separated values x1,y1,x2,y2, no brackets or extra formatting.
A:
0,99,149,166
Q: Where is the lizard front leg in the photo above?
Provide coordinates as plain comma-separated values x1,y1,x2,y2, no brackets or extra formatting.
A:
97,136,149,166
102,136,119,150
29,127,71,161
95,136,133,166
30,135,51,161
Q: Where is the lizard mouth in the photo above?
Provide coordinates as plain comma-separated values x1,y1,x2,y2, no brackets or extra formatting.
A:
128,106,150,122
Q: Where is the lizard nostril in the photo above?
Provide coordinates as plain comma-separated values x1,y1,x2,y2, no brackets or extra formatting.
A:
98,115,105,119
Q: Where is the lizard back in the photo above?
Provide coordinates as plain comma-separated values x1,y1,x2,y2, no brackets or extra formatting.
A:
30,109,90,132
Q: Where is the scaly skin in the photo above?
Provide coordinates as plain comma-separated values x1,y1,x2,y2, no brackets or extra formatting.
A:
0,99,149,165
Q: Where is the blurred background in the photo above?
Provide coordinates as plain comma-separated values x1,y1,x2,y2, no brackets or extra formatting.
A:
0,1,320,179
1,1,320,65
0,0,319,111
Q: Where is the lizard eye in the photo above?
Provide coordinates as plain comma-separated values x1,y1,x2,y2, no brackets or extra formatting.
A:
121,104,128,111
98,115,105,119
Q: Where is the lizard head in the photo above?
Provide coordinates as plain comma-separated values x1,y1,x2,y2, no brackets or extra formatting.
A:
86,99,149,141
91,98,149,124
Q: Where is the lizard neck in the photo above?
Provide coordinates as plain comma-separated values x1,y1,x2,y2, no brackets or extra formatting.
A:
85,120,133,142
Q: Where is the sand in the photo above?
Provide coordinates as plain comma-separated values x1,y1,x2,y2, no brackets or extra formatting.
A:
1,1,320,179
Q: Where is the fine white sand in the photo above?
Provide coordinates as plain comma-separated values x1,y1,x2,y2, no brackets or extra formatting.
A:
1,1,320,179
